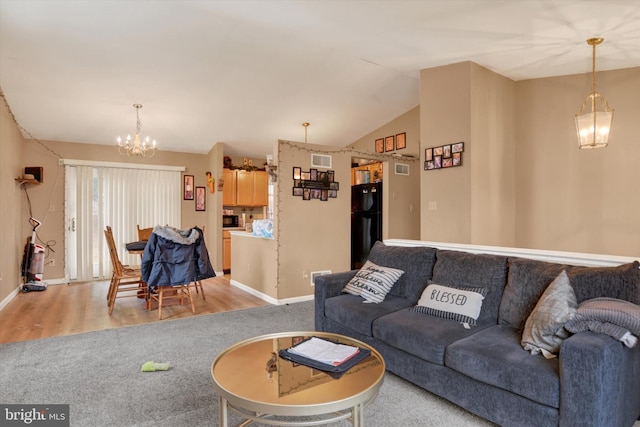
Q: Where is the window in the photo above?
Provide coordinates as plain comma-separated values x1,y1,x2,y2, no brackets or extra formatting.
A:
64,161,182,281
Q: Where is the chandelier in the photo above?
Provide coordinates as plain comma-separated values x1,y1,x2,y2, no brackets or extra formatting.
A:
117,104,157,157
574,38,614,149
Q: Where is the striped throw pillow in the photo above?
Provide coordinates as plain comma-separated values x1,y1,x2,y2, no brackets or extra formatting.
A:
343,260,404,303
411,282,488,327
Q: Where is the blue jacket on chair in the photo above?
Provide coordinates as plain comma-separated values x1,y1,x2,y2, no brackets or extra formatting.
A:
141,226,215,289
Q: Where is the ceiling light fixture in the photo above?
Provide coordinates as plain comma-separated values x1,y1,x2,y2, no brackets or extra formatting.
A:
117,104,157,157
574,37,614,149
302,122,310,143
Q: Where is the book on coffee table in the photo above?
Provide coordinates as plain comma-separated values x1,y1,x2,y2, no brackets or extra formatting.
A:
279,336,371,374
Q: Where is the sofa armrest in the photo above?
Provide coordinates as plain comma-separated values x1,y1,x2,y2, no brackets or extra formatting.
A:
559,331,640,427
314,270,357,331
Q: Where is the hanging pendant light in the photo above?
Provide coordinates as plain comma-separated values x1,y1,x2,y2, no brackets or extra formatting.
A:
116,104,157,157
302,122,310,143
574,38,614,149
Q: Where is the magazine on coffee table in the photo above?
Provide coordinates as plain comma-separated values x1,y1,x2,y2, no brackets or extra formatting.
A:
279,336,371,374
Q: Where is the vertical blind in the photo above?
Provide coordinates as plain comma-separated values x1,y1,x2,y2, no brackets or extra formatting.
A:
66,164,181,282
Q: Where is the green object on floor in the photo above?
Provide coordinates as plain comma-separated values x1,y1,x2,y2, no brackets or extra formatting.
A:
141,361,170,372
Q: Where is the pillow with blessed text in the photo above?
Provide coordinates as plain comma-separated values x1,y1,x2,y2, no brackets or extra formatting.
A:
411,282,487,327
342,260,404,303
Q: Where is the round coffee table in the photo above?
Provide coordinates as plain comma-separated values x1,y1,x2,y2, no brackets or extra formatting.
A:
211,331,385,426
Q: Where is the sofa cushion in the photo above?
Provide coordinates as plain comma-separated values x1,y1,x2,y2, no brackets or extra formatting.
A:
431,250,508,325
498,257,566,331
499,258,640,331
372,308,486,365
411,282,488,327
566,261,640,305
342,260,404,303
521,270,577,358
324,294,413,337
446,325,560,409
366,241,437,302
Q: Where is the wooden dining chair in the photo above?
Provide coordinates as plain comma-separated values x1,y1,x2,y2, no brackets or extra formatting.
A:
137,225,153,241
189,225,206,300
105,226,147,315
148,283,195,320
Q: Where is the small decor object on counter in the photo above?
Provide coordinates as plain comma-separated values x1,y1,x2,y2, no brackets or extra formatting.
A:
252,219,273,238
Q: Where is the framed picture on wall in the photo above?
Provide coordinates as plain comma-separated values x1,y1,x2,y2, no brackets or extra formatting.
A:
195,187,206,211
385,135,395,152
452,142,464,153
396,132,406,149
375,138,384,153
183,175,194,200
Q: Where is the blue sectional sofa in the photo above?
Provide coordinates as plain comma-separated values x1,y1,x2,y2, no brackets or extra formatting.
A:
314,240,640,427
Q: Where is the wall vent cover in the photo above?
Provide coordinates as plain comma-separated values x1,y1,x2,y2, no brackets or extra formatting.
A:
310,270,332,286
395,163,410,175
311,154,332,169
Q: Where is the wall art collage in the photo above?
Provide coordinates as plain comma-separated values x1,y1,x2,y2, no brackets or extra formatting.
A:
291,167,340,201
375,132,406,153
424,141,464,171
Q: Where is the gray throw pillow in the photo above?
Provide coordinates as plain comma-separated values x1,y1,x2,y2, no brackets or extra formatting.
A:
343,260,404,303
521,270,577,358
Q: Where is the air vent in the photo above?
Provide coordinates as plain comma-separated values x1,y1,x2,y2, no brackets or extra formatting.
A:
310,270,332,286
311,154,332,169
395,163,409,175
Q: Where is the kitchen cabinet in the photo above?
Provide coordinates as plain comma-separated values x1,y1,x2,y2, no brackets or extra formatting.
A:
223,230,231,271
224,169,268,207
222,169,237,206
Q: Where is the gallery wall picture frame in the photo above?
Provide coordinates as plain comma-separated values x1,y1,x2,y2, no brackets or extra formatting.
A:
424,141,465,171
385,135,395,152
395,132,406,150
195,186,206,211
183,175,194,200
293,167,301,180
375,138,384,153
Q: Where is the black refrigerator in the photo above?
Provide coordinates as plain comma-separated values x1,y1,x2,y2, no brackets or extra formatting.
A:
351,182,382,270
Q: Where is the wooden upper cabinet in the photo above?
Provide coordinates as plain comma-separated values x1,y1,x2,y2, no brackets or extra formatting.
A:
235,170,253,206
223,169,237,206
252,171,269,206
223,169,268,207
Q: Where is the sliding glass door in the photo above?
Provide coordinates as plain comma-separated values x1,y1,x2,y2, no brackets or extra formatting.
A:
64,162,181,282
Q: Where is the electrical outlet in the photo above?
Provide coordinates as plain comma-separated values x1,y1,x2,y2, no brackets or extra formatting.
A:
428,201,437,211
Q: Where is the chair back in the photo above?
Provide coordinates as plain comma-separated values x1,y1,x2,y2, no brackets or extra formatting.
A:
137,225,153,241
104,226,125,276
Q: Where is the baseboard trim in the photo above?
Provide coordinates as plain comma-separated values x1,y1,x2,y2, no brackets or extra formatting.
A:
229,279,313,306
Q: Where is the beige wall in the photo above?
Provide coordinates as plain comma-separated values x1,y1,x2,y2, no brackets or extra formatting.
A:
17,139,225,281
420,62,639,257
275,140,352,299
349,107,421,240
515,67,640,256
420,62,474,243
0,95,26,305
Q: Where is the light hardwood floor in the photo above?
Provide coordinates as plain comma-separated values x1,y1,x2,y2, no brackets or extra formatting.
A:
0,276,268,344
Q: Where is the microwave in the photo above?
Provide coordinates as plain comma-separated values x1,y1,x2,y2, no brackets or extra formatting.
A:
222,215,239,228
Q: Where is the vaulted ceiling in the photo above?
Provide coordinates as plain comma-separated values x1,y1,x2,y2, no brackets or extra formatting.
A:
1,1,639,159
